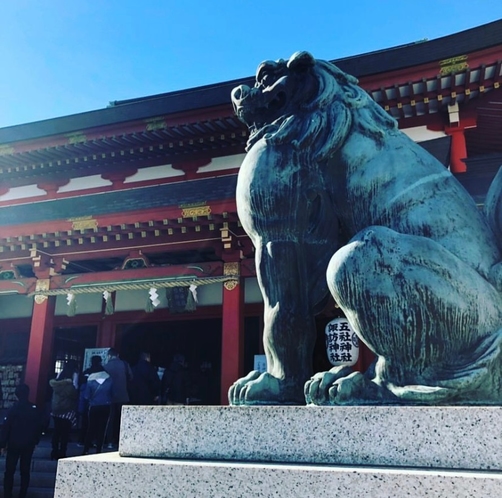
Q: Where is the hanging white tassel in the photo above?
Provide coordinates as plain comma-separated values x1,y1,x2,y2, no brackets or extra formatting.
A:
185,285,197,312
146,287,160,312
103,291,114,315
149,287,160,307
66,293,76,316
189,284,198,303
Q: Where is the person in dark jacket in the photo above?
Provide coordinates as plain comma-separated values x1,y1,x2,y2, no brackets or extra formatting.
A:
104,348,133,447
130,352,160,405
83,370,113,455
49,362,78,459
0,384,44,498
162,354,189,404
78,355,104,445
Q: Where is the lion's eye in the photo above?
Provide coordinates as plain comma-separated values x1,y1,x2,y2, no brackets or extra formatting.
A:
256,70,270,86
256,60,281,87
257,67,274,87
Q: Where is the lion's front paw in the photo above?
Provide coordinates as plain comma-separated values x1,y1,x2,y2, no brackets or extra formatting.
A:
304,366,353,405
228,370,267,405
306,367,401,405
228,371,304,405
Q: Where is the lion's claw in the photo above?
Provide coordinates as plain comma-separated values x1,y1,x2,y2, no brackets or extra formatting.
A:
229,371,305,405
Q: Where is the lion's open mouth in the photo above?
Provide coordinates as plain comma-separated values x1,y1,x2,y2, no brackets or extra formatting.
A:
265,91,286,114
248,91,287,131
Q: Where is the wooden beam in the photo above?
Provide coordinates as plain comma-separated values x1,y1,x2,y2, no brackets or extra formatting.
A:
1,104,235,154
49,261,224,289
359,45,502,93
0,278,36,295
0,198,238,240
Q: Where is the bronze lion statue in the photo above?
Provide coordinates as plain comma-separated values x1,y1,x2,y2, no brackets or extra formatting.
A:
229,51,502,405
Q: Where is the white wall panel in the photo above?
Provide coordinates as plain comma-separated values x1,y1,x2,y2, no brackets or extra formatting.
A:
0,294,33,318
55,292,103,316
196,283,222,306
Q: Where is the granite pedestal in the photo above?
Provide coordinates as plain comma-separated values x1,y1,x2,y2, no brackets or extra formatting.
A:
54,405,502,497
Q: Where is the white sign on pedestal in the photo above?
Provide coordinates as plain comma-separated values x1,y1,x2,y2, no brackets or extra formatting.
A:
325,318,359,366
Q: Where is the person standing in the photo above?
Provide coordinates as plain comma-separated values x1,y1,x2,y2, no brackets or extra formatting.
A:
104,348,133,448
161,353,189,404
49,362,78,459
0,384,44,498
77,355,104,446
130,352,160,405
82,369,113,455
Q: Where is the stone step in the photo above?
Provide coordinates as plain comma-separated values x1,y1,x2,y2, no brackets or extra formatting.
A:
0,457,56,497
1,436,115,498
55,406,502,497
55,453,502,498
120,405,502,470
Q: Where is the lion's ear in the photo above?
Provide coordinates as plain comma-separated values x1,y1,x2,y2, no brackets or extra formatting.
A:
287,51,315,72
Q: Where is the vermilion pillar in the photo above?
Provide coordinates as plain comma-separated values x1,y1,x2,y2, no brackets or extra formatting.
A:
445,126,468,173
25,293,56,407
220,262,244,404
429,113,476,175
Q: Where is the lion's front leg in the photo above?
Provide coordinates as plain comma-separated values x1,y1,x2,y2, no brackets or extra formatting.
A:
229,240,329,405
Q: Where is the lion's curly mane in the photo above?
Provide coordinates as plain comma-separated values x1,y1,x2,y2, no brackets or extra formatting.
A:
255,59,397,165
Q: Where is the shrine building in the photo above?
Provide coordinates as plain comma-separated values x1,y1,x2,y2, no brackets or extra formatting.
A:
0,20,501,407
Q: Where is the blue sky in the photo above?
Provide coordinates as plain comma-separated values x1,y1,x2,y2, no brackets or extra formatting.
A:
0,1,501,129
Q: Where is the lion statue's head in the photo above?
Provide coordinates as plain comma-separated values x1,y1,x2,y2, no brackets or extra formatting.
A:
231,51,397,163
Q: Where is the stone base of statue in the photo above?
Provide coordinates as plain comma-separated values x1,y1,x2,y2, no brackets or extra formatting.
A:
54,405,502,497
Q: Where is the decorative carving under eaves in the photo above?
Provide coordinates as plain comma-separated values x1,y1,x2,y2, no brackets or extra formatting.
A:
223,262,240,291
182,206,211,218
68,216,98,231
34,278,50,304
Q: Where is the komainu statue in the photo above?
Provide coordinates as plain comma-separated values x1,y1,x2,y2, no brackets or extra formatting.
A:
229,51,502,406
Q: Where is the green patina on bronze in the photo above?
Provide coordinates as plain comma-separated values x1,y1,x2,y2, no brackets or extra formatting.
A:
229,51,502,406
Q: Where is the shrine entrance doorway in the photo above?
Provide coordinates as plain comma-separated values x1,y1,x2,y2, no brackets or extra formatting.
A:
119,319,222,405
